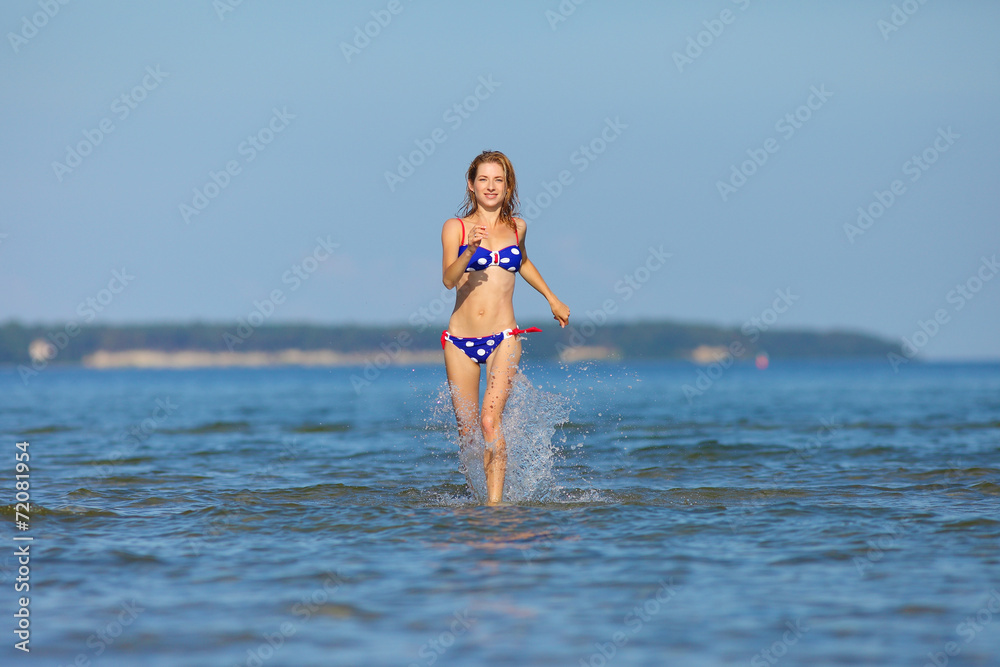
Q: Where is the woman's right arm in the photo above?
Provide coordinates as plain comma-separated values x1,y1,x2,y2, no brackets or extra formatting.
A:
442,218,473,289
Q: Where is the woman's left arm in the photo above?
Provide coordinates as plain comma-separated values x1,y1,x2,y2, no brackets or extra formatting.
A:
516,219,570,327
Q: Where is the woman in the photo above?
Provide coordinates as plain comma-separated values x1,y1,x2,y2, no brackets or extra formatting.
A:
440,150,570,505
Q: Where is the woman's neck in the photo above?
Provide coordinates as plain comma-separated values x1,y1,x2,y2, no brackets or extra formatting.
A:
472,207,502,227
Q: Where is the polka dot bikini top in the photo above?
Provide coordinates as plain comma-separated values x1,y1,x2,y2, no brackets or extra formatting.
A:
457,218,522,273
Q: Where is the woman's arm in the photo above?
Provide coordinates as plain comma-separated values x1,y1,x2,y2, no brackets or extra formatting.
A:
515,219,570,327
441,218,475,289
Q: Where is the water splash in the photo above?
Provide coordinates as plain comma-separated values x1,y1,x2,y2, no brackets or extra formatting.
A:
430,371,571,504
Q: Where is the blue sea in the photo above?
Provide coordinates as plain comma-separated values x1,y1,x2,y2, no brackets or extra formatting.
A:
1,359,998,666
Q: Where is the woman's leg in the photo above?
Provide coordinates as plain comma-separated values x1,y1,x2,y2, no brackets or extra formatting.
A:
444,341,482,457
481,335,522,505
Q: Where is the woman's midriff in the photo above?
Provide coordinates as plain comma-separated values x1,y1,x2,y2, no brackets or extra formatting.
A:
448,270,517,337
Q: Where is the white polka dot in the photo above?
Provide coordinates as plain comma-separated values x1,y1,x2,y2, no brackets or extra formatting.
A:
477,258,487,265
507,267,516,271
465,341,473,347
511,248,520,255
487,339,495,345
500,257,509,263
477,349,485,356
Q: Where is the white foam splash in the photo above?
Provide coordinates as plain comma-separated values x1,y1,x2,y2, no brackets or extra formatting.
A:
430,371,571,504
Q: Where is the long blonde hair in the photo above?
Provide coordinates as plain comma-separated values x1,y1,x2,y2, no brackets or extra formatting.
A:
458,150,520,234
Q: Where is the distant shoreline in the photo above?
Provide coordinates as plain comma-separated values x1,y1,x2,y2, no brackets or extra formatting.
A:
10,354,1000,372
1,320,908,367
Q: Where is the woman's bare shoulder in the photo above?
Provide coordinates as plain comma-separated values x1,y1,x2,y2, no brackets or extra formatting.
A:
442,217,464,232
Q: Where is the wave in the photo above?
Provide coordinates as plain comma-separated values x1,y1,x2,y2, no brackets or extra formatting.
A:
0,503,119,518
288,422,352,433
162,421,252,434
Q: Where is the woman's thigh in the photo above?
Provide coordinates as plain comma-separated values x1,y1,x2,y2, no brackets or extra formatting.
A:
444,342,481,428
482,335,521,418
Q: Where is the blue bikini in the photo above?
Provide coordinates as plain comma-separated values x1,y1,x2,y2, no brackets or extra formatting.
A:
460,235,523,272
442,327,542,364
442,218,540,364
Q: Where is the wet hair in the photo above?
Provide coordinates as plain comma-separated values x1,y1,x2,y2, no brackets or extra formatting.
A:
458,150,520,234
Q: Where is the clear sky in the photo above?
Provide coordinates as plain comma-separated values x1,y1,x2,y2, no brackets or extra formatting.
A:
2,1,998,359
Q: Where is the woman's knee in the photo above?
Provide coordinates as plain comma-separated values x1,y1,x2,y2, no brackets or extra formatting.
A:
480,411,500,440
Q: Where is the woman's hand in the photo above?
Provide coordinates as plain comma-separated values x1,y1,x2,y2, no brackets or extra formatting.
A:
549,297,570,328
466,224,488,250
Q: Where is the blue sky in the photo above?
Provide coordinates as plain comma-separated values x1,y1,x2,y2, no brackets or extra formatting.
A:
1,1,998,359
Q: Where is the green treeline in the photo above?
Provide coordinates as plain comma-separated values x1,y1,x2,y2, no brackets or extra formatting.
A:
0,320,902,365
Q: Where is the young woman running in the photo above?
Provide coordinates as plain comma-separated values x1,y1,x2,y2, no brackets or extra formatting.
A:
440,150,570,505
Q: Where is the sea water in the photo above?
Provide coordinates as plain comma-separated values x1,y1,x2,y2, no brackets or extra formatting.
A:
0,360,998,665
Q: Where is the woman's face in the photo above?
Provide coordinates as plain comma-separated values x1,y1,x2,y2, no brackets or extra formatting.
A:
469,161,506,208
